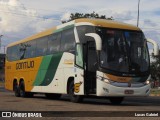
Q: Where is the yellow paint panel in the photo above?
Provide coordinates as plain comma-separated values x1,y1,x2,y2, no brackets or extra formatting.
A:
5,57,43,91
104,74,132,83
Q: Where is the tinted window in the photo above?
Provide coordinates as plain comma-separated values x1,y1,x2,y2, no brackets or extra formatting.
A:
7,45,19,61
61,28,75,52
6,48,11,61
76,26,95,43
48,33,61,54
36,37,48,56
75,44,83,68
19,42,30,59
25,40,37,58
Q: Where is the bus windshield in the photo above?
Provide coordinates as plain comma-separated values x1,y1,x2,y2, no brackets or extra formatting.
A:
97,28,149,74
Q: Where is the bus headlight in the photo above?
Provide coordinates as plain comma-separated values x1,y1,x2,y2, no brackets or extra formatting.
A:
103,78,110,84
97,76,113,84
102,77,114,84
144,75,151,85
145,80,150,85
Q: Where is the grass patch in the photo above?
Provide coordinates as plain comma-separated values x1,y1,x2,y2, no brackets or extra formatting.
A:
150,89,160,96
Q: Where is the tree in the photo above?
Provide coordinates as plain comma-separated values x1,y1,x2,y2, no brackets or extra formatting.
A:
150,50,160,86
62,11,113,23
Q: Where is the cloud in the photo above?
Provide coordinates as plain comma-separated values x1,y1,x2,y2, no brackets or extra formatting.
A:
0,0,160,53
97,9,134,22
0,0,60,50
61,11,71,21
143,19,157,27
0,0,20,6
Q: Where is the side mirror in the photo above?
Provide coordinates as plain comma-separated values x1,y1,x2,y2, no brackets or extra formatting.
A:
147,38,159,56
85,33,102,51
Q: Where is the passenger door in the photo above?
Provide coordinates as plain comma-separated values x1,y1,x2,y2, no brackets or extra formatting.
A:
85,41,97,94
74,43,85,95
74,42,97,95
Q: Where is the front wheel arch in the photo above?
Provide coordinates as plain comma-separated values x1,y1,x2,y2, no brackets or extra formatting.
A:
67,77,74,94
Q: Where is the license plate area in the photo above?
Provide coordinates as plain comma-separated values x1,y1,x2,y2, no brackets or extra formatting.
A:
124,90,134,94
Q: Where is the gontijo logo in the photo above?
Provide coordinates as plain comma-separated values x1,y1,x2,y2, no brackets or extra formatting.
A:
16,61,34,70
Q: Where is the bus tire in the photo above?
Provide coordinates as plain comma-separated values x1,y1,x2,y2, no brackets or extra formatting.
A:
45,93,61,99
19,81,33,98
69,81,83,103
19,81,26,97
13,81,20,97
109,97,124,105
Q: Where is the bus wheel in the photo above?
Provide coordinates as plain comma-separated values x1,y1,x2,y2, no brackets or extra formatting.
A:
13,82,20,97
19,81,26,97
19,81,33,98
69,81,83,103
45,93,61,99
109,97,124,105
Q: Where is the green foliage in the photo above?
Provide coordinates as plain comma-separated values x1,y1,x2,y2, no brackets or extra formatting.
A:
150,50,160,81
62,11,113,23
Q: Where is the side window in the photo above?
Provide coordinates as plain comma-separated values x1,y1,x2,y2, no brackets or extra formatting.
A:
61,28,75,52
36,37,48,56
26,40,36,58
7,45,19,61
6,47,11,61
7,47,11,61
48,33,61,54
76,26,95,43
19,42,29,59
75,44,83,68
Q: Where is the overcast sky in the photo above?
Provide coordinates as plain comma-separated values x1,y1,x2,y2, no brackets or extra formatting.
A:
0,0,160,53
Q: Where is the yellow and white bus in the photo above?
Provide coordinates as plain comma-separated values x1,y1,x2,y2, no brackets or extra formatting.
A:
5,18,159,104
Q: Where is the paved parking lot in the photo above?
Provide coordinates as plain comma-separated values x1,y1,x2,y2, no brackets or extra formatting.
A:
0,86,160,119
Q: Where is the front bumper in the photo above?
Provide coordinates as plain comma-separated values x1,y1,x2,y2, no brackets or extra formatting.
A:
97,80,150,97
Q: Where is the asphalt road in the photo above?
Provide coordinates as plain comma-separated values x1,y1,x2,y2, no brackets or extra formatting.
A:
0,86,160,119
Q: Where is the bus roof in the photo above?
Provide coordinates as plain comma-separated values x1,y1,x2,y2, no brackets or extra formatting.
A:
75,18,141,31
8,18,141,47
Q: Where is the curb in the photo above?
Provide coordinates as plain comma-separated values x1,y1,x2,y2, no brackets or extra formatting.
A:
150,94,160,96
